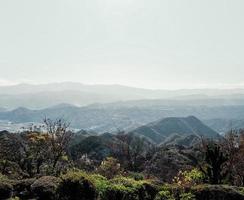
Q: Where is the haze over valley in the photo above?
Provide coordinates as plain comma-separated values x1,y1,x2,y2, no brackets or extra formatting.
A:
1,1,244,199
0,82,244,135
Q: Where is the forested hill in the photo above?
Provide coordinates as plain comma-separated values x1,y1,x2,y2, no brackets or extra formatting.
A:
129,116,219,144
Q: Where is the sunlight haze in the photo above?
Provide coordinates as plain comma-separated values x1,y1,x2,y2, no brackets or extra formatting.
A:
0,0,244,89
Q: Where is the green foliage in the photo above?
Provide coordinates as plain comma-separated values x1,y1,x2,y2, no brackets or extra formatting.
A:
184,168,204,184
156,184,196,200
9,197,20,200
155,189,175,200
98,157,121,179
179,192,196,200
89,174,109,196
184,169,204,184
127,172,145,181
102,176,157,200
239,187,244,195
57,170,97,200
2,124,244,199
0,173,8,182
103,184,137,200
173,168,204,187
203,143,228,184
0,174,13,200
111,176,142,189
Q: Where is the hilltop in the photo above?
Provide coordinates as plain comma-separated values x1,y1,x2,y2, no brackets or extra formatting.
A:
129,116,219,144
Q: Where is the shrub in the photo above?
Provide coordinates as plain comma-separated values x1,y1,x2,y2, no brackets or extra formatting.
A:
13,178,36,199
156,185,196,200
155,185,175,200
127,172,145,181
97,157,121,179
103,183,137,200
89,174,109,197
202,143,228,184
173,168,204,188
57,170,97,200
0,174,13,200
9,197,20,200
102,176,157,200
155,190,175,200
0,173,8,182
138,181,158,200
192,185,244,200
179,192,196,200
31,176,60,200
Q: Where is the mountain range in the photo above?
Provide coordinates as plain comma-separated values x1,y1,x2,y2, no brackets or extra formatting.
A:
0,82,244,134
0,102,243,134
1,82,244,109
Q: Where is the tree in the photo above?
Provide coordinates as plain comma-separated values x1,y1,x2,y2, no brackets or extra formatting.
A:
0,131,25,177
24,132,50,175
235,132,244,186
44,118,73,175
222,129,244,186
113,132,153,172
200,141,228,184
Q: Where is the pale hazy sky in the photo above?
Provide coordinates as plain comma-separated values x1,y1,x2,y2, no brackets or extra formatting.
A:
0,0,244,89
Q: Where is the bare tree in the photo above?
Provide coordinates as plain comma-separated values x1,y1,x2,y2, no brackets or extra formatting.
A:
44,118,73,174
114,132,153,172
222,129,244,186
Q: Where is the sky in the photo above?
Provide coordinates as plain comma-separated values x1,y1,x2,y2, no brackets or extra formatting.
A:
0,0,244,89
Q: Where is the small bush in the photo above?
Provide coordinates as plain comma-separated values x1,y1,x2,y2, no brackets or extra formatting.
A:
192,185,244,200
103,183,137,200
0,174,13,200
156,185,196,200
138,182,158,200
89,174,109,197
102,176,157,200
127,172,145,181
13,178,36,199
97,157,121,179
9,197,20,200
173,168,204,188
57,170,97,200
155,186,175,200
179,192,196,200
156,190,175,200
31,176,60,200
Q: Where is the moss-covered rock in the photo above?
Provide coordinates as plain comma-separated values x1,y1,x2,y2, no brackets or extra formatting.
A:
13,178,36,199
192,185,244,200
31,176,60,200
57,171,97,200
0,175,13,200
103,184,138,200
156,184,244,200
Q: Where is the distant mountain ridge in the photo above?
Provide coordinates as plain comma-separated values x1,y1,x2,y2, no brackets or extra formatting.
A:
129,116,220,144
1,82,244,109
1,103,244,133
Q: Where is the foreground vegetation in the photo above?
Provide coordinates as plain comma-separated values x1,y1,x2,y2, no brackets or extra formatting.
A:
1,169,244,200
0,118,244,199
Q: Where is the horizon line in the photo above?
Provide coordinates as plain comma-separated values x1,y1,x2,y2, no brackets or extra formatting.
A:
0,81,244,91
